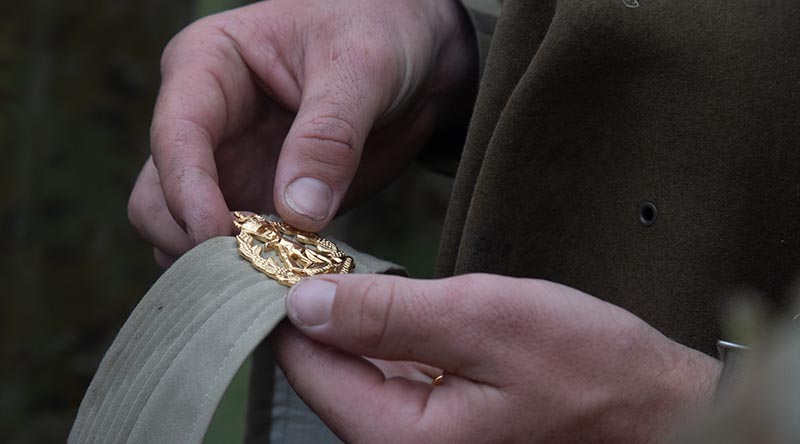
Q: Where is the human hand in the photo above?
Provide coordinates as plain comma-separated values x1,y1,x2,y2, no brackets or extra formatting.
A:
128,0,476,266
272,274,721,443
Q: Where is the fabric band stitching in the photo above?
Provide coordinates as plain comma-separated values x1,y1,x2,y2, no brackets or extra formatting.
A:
187,295,283,441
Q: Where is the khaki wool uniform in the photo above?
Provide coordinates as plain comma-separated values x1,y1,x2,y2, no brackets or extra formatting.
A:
445,0,800,355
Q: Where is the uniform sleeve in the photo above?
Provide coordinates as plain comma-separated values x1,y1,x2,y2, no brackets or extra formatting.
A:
460,0,502,75
415,0,503,175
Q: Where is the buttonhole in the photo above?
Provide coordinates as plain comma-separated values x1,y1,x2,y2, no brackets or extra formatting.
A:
639,201,657,227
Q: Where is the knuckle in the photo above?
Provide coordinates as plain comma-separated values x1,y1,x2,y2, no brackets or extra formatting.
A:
160,163,215,202
149,120,184,155
329,33,396,72
294,113,361,175
353,277,398,349
328,34,402,94
159,14,238,77
300,112,358,153
439,274,483,304
439,273,508,330
211,11,259,49
451,273,504,297
182,204,220,240
150,116,214,158
328,39,368,71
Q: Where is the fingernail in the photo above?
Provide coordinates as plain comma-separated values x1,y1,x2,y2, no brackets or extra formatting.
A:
284,177,333,221
287,279,337,327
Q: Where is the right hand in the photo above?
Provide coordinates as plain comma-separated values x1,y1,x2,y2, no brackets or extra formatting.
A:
128,0,476,267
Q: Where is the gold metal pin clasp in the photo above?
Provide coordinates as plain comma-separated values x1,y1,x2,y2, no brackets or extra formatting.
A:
233,212,355,286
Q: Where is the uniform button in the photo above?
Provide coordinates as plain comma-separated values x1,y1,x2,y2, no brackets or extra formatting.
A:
638,201,657,227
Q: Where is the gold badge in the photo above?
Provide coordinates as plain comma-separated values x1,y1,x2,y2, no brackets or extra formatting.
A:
233,212,355,286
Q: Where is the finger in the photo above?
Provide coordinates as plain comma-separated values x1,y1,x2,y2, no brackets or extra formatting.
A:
365,358,442,383
153,247,176,269
284,274,510,375
273,39,395,231
128,157,193,258
270,324,443,443
150,22,252,245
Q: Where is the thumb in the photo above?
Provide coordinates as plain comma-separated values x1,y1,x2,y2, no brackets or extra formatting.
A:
273,47,391,231
285,274,499,373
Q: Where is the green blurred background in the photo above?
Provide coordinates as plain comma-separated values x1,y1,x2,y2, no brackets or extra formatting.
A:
0,1,452,442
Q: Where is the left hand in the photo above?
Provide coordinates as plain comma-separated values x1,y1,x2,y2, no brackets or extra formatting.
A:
126,0,476,267
271,273,721,443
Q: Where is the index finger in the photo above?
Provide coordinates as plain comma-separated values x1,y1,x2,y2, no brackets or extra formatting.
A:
150,23,248,244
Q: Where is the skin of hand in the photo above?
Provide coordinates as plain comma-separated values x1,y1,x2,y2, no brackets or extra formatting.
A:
271,274,722,444
127,0,476,267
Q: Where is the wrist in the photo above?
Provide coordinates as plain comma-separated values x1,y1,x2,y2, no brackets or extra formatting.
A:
588,323,721,444
640,340,722,444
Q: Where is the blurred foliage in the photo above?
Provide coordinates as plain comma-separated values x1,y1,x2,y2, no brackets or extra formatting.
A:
206,360,250,443
0,0,452,442
1,0,194,442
